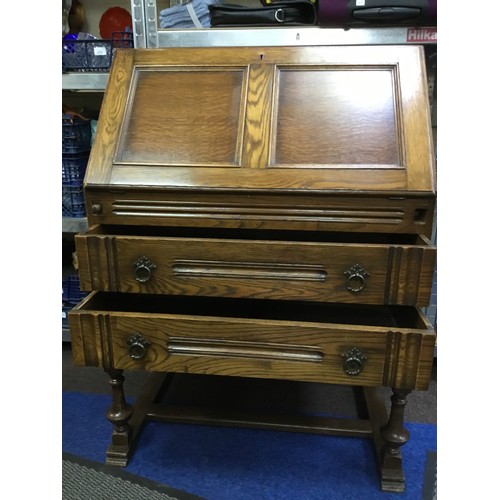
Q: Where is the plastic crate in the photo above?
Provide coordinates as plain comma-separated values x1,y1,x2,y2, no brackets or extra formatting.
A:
62,304,73,328
62,115,92,153
62,277,70,303
62,185,86,218
110,31,134,49
62,32,134,72
63,39,113,72
63,275,88,305
62,152,89,186
66,275,87,304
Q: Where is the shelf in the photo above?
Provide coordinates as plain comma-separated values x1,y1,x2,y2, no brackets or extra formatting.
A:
62,218,88,234
152,26,437,48
62,73,109,91
62,328,71,343
61,28,437,89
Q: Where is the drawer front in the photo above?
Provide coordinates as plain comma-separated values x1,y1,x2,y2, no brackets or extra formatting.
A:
69,293,436,390
87,190,436,238
76,232,435,306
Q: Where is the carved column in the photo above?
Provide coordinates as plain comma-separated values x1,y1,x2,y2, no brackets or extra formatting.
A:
378,388,411,491
105,368,134,465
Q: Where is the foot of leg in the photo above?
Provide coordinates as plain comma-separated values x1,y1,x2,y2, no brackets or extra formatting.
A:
105,368,134,466
378,388,411,492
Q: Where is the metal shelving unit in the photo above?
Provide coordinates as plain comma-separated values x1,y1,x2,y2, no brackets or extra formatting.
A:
150,25,437,48
62,1,144,341
62,218,88,234
144,0,436,48
62,328,72,343
62,73,109,91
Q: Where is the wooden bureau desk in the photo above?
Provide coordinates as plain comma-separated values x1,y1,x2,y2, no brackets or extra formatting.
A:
69,45,436,493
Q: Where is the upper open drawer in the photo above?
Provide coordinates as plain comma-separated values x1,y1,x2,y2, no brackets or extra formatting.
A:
85,45,435,198
76,225,435,307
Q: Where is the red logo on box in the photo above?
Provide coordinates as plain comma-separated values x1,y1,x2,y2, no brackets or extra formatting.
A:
407,28,437,43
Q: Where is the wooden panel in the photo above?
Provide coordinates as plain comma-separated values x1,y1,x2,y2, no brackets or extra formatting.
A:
273,67,400,167
85,49,135,185
241,64,274,169
68,298,110,368
384,330,435,390
117,68,246,166
385,244,436,304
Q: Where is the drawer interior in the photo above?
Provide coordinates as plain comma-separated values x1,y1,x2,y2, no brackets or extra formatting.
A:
77,292,430,330
85,225,430,246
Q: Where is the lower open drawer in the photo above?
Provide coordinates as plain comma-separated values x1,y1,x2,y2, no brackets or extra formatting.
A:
69,292,435,390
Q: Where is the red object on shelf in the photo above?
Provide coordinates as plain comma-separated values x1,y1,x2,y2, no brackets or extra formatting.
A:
99,6,132,39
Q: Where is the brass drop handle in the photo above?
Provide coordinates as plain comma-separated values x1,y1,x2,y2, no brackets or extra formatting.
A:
344,264,370,293
341,347,367,376
134,256,157,283
127,333,151,360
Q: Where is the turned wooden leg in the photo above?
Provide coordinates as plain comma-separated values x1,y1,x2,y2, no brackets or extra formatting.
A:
378,388,411,492
105,368,134,466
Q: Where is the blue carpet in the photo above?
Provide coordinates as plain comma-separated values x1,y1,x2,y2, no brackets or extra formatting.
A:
63,391,436,499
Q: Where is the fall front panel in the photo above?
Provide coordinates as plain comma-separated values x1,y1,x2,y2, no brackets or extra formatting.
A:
272,67,401,168
116,67,247,166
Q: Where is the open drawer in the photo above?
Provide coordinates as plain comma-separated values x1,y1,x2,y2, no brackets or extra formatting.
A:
76,225,436,306
69,292,435,390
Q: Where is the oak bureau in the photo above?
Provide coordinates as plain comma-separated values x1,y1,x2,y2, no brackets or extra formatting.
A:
68,45,436,493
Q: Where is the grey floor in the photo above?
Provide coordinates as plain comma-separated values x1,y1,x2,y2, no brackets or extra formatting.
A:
62,343,436,425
